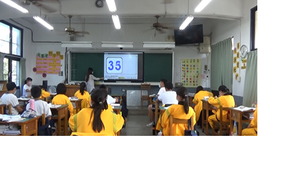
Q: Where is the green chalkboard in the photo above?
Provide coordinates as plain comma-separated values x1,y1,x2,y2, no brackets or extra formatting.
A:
70,52,172,82
71,53,104,81
144,53,172,82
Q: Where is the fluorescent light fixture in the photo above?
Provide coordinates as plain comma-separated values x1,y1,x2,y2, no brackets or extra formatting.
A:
194,0,212,13
143,42,175,49
106,0,117,12
101,41,133,48
0,0,29,13
179,16,194,30
33,16,54,30
112,15,121,29
231,37,235,50
61,41,92,48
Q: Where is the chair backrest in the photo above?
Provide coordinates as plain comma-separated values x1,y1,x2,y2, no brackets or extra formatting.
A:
219,106,232,122
169,115,194,135
41,113,46,126
5,104,12,115
141,84,151,97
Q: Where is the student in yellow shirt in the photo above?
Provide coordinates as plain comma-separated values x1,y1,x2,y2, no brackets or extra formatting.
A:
160,87,196,136
192,86,213,125
74,82,91,109
69,89,124,135
40,85,50,99
52,83,74,117
207,85,235,133
242,105,257,136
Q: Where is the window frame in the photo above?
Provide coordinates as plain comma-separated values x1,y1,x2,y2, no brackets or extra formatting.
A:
0,20,23,58
250,6,257,51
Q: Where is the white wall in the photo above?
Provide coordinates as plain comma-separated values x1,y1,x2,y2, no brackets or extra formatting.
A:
211,0,257,97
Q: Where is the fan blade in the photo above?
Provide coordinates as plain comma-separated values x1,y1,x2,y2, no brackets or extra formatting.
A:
33,2,57,13
73,31,90,35
143,27,155,32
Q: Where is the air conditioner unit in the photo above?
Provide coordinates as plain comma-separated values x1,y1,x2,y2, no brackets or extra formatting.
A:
143,42,175,49
201,36,210,46
199,45,211,53
61,41,92,48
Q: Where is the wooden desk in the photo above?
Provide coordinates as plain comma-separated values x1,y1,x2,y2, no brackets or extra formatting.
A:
229,107,255,136
65,85,79,97
112,105,122,136
70,98,83,114
50,104,68,136
0,116,41,136
18,98,30,105
201,99,216,135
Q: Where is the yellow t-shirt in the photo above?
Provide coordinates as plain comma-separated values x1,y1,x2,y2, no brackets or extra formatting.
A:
69,107,124,136
74,90,91,109
52,94,74,116
192,90,213,121
161,104,196,136
40,89,50,99
208,95,235,121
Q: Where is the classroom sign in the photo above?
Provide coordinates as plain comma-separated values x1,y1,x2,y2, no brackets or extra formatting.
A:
181,59,201,87
35,51,62,75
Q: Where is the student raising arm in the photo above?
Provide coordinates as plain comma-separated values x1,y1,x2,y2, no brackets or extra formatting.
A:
69,89,124,135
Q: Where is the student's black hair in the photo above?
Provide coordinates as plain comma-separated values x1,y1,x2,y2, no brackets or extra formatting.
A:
6,82,16,91
176,87,189,114
160,79,167,86
165,82,173,90
99,84,107,90
40,84,47,91
31,86,42,98
218,85,231,95
56,83,67,95
195,86,204,93
89,89,108,133
79,82,86,95
24,77,33,85
85,67,94,82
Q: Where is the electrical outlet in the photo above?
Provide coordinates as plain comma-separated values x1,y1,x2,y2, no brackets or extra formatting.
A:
238,77,241,82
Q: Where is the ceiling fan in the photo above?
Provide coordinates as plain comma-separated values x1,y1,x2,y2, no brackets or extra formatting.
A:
21,0,57,13
64,15,90,36
149,15,174,36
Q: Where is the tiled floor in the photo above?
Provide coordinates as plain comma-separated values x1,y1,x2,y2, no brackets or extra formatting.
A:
120,107,213,136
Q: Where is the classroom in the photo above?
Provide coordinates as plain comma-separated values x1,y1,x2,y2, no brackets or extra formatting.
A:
0,0,258,136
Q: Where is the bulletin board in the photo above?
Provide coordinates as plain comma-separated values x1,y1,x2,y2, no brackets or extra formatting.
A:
181,59,201,87
34,51,63,76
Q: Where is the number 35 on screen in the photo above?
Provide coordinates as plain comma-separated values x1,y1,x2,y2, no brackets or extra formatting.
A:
106,58,123,74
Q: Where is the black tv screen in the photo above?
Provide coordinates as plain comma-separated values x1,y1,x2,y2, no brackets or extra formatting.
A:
174,24,204,45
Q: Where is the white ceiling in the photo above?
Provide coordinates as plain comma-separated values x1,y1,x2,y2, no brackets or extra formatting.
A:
0,0,245,25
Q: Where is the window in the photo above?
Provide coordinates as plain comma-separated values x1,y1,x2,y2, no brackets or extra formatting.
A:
2,56,20,87
250,6,257,51
0,21,23,57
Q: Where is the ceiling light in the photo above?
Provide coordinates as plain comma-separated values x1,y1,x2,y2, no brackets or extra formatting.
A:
106,0,117,12
61,41,93,48
112,15,121,29
179,16,194,30
143,42,175,49
33,16,54,30
194,0,212,13
0,0,29,13
101,41,133,48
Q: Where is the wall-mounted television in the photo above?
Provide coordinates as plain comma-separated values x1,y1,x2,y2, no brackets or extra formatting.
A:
103,51,144,82
174,24,204,45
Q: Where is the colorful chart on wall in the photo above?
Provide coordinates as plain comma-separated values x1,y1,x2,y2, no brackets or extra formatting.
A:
181,59,201,87
35,52,62,74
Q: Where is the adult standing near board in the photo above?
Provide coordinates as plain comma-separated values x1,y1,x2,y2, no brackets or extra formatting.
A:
85,67,103,94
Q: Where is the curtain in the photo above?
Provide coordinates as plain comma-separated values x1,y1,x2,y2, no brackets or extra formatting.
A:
242,50,257,106
0,53,5,80
19,58,26,92
211,38,233,91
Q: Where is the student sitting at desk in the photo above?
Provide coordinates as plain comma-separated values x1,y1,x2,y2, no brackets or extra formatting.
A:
159,87,196,136
52,83,74,117
242,105,257,136
146,79,167,127
0,82,24,115
40,85,50,99
69,89,124,135
74,82,91,109
192,86,213,126
22,77,32,98
26,86,52,120
207,85,235,133
99,84,118,104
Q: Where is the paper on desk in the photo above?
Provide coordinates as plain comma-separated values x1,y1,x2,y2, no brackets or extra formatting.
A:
1,115,22,122
48,104,61,108
111,103,120,107
233,106,255,112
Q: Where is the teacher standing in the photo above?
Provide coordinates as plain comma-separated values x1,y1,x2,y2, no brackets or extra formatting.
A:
85,67,103,94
